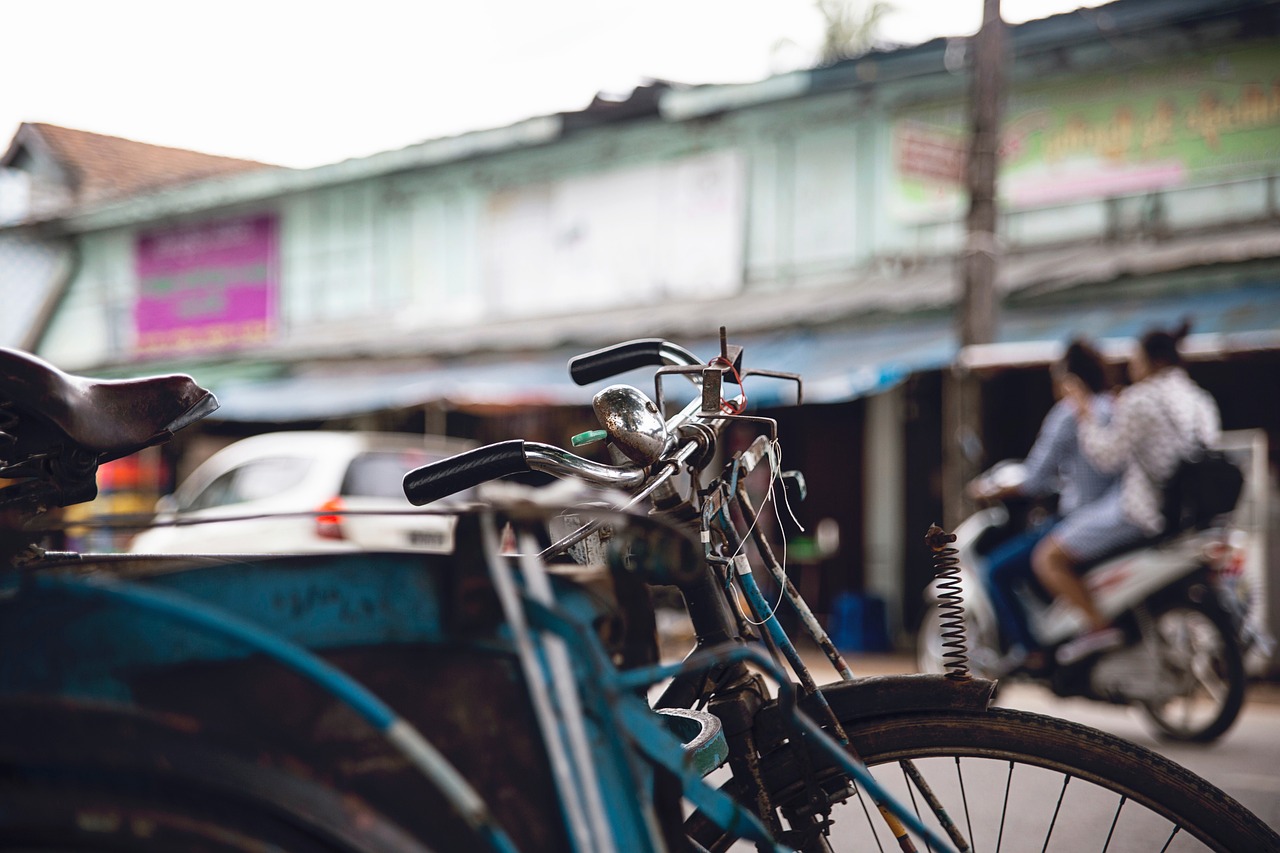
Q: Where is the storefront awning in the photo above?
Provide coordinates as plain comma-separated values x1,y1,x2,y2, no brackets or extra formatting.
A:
208,354,595,421
205,280,1280,422
205,319,958,422
965,280,1280,369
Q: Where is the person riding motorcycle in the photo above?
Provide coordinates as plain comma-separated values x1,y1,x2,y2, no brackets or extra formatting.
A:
969,339,1117,675
1036,320,1222,664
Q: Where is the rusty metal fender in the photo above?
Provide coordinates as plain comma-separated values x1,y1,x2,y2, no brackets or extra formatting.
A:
752,673,998,753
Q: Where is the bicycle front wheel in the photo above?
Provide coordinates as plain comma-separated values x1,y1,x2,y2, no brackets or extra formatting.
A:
688,705,1277,852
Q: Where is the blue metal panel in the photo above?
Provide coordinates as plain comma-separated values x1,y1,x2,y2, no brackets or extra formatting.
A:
0,553,451,702
149,553,450,647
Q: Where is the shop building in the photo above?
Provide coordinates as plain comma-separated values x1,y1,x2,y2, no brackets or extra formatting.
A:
2,0,1278,646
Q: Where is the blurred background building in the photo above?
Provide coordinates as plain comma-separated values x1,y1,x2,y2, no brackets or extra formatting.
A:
1,0,1278,647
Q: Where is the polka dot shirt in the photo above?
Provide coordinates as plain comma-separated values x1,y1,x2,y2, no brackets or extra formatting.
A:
1076,367,1221,534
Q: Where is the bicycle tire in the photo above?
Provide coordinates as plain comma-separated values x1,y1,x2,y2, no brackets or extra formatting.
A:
1138,595,1245,743
0,700,434,853
687,704,1278,852
0,770,432,852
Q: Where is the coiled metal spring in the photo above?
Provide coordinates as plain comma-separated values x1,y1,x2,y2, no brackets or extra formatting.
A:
925,524,969,681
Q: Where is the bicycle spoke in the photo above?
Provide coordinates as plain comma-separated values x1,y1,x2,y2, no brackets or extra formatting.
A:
1040,775,1069,853
1101,795,1126,852
855,782,887,853
954,757,975,853
1158,825,1181,853
996,760,1013,853
902,759,971,852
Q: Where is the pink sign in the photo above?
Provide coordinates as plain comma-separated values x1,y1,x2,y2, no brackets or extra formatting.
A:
134,214,277,355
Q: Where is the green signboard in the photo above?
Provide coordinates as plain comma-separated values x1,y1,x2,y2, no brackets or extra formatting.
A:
892,43,1280,222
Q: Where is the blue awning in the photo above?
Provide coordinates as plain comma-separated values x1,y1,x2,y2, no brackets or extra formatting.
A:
714,322,955,407
209,353,596,421
205,281,1280,422
968,280,1280,368
207,320,957,421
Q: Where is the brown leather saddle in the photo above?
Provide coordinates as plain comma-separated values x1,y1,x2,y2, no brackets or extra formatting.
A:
0,348,218,509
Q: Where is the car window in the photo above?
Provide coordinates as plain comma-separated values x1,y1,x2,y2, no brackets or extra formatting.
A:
182,456,312,511
341,450,432,501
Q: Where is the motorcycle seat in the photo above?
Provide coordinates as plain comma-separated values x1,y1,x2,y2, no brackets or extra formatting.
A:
1073,533,1173,576
0,348,218,460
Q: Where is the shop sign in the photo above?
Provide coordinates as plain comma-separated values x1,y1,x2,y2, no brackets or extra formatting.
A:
891,44,1280,222
134,214,277,355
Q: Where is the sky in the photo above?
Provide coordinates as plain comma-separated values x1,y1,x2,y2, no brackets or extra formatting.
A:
2,0,1109,170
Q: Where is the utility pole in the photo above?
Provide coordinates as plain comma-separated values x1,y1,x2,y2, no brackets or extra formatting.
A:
961,0,1003,348
944,0,1005,527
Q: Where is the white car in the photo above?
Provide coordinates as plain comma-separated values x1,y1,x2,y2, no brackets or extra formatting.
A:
129,431,473,555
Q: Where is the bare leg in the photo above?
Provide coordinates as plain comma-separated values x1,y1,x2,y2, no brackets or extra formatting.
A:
1032,536,1109,631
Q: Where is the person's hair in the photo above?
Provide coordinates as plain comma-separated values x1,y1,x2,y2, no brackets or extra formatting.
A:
1058,337,1109,393
1140,318,1192,369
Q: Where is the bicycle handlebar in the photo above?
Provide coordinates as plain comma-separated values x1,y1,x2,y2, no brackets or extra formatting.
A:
405,338,714,506
403,440,530,506
404,439,649,506
568,339,701,386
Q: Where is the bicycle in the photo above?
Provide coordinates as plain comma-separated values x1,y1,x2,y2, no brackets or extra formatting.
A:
0,337,1276,852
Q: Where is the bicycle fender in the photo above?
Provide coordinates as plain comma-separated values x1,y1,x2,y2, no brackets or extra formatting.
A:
752,673,996,752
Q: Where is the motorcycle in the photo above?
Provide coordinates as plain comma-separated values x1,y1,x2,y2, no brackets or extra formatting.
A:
917,460,1257,743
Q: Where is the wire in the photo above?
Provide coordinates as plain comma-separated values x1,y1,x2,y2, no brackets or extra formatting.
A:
767,439,804,534
726,445,790,627
709,355,747,414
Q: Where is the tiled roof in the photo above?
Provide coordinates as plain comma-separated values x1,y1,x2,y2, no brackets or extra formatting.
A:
9,123,276,207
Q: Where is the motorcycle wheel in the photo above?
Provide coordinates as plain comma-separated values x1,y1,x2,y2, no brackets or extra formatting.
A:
914,604,952,674
916,603,1004,688
916,603,994,675
1138,595,1246,743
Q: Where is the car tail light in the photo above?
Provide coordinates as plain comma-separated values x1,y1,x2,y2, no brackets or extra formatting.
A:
316,496,346,540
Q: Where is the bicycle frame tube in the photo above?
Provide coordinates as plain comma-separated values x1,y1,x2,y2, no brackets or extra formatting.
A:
617,646,961,853
485,517,620,853
700,443,972,853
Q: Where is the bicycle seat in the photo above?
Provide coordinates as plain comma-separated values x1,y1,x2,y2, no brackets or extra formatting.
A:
0,347,218,459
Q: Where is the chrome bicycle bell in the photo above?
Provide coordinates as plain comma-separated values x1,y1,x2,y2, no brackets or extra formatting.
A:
592,384,672,466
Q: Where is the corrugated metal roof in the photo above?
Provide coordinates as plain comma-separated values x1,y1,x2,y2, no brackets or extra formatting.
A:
45,116,564,234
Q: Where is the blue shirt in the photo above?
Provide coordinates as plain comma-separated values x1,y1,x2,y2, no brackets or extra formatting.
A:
1019,395,1118,516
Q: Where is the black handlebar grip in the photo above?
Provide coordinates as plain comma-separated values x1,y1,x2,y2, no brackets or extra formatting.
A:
568,339,667,386
403,439,531,506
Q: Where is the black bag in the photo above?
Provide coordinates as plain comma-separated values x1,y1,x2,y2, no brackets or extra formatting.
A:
1161,448,1244,532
